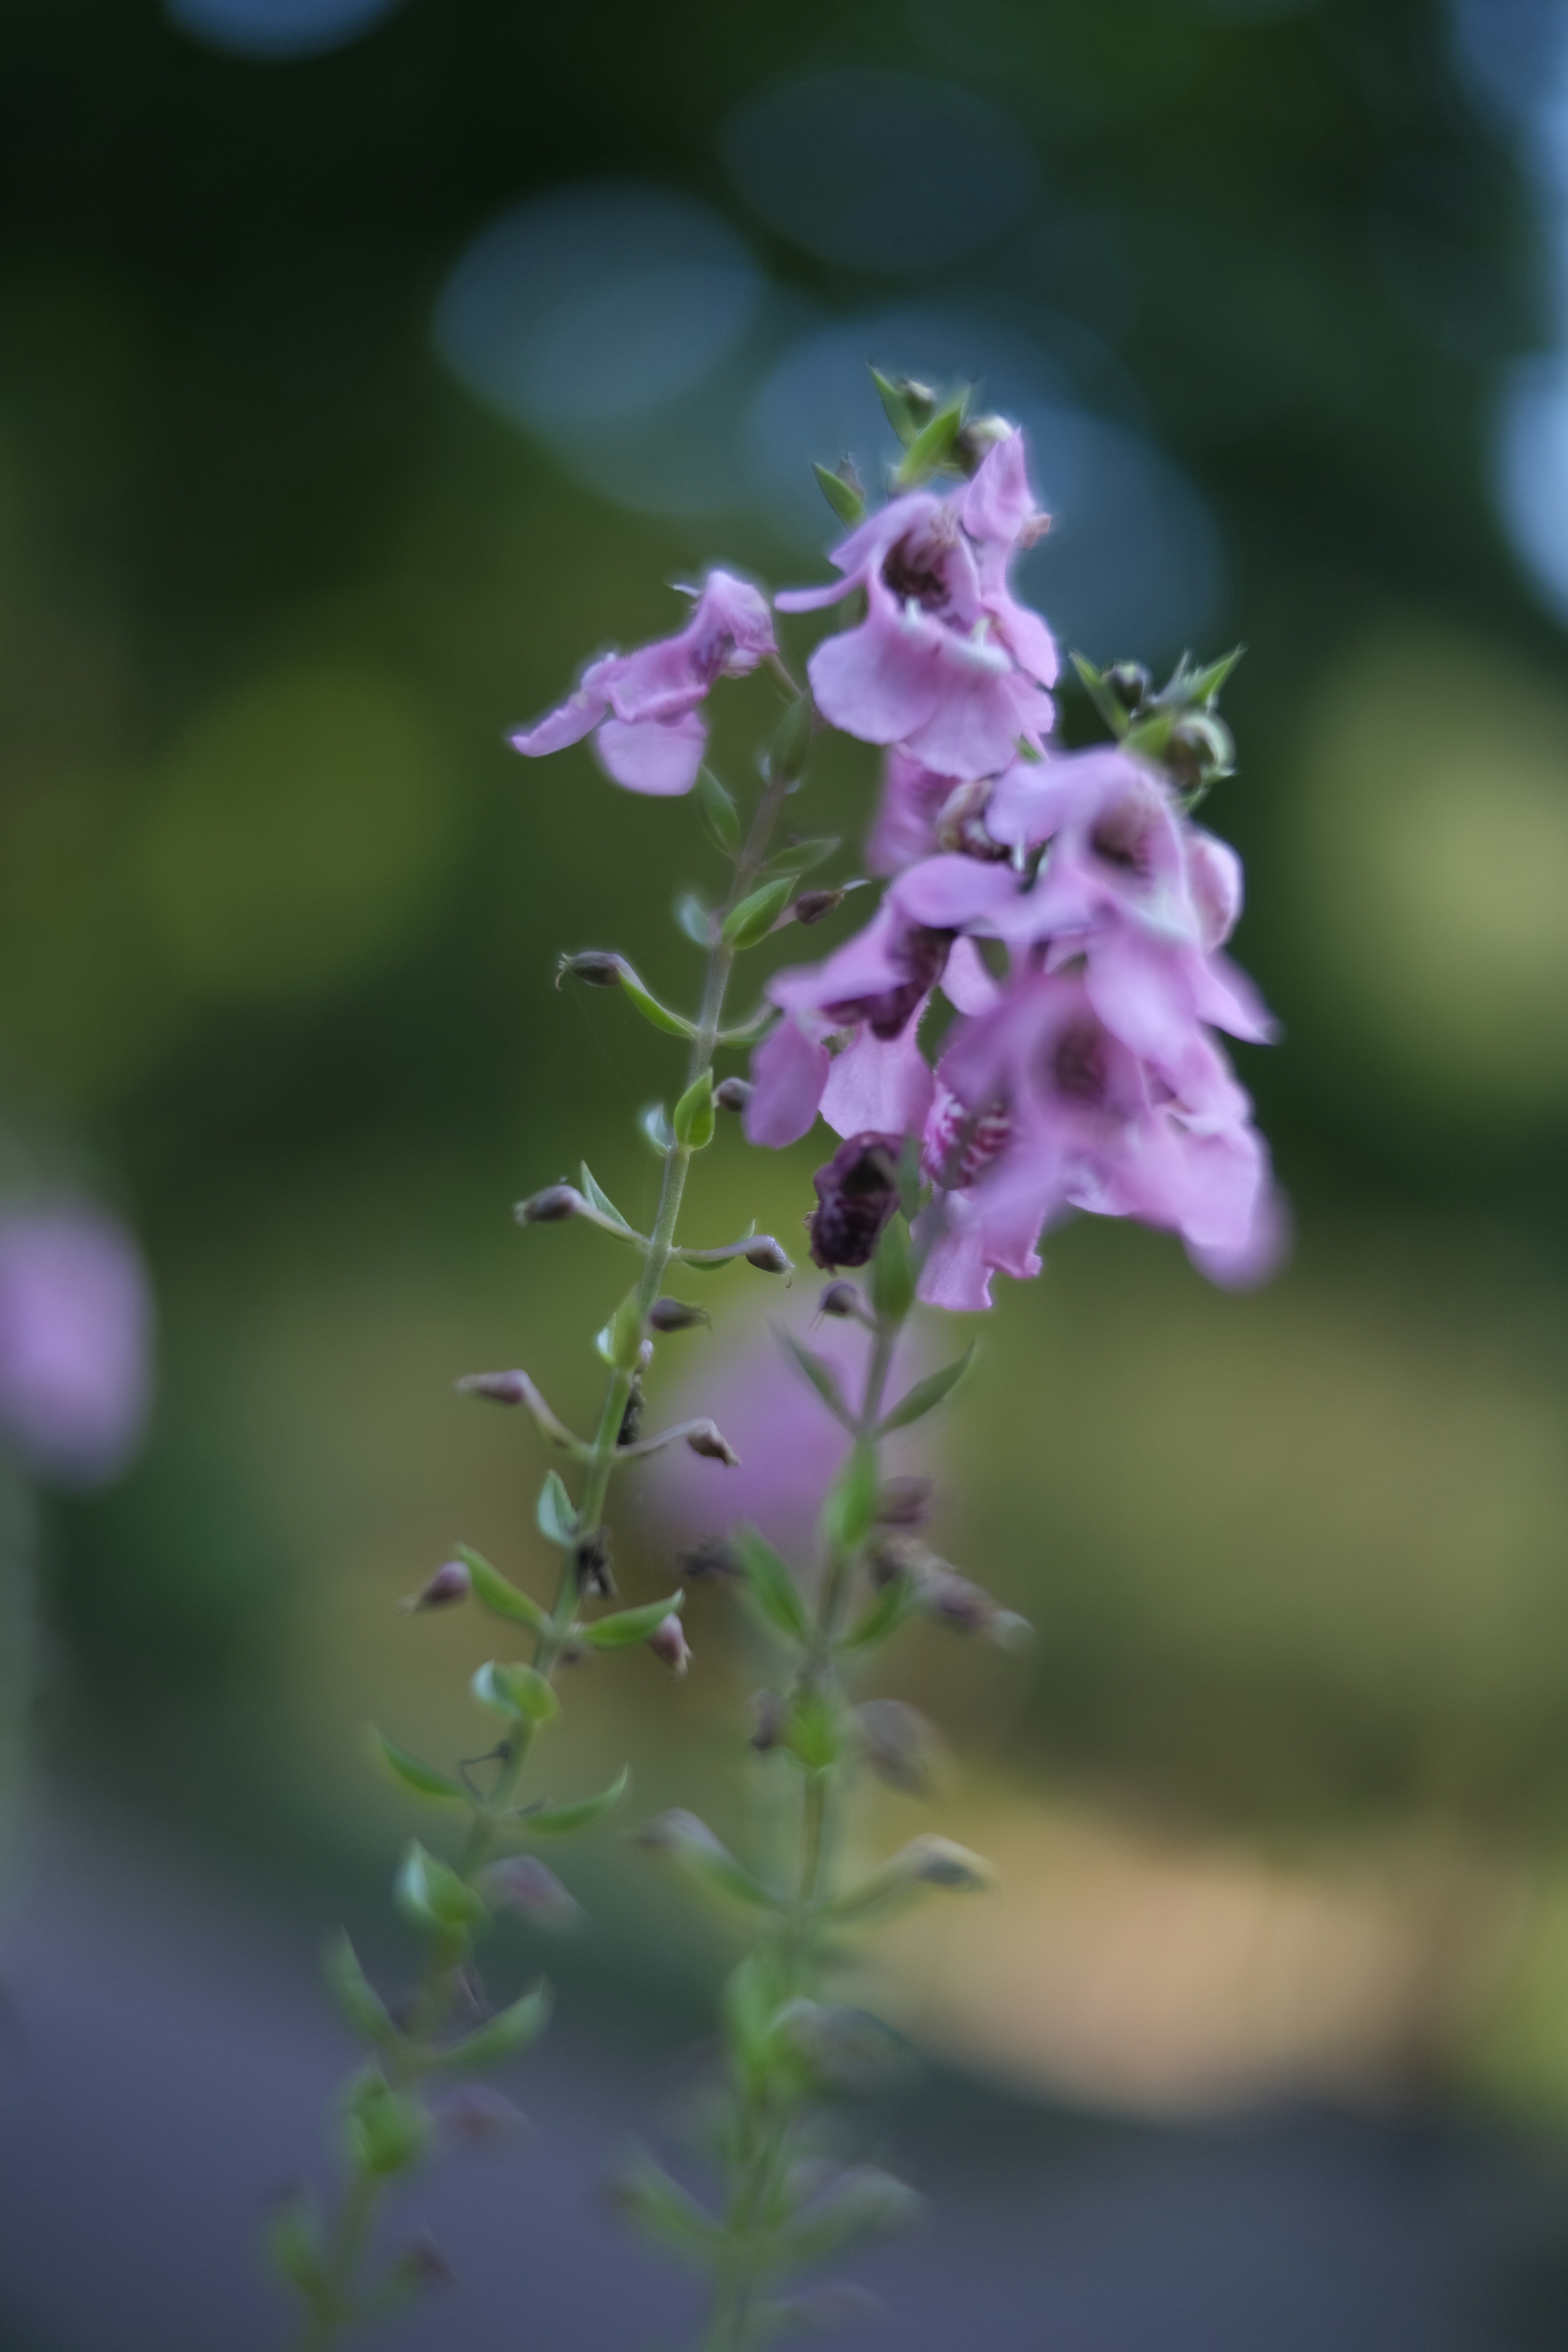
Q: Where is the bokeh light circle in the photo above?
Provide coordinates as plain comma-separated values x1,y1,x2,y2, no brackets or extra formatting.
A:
165,0,403,60
719,70,1039,273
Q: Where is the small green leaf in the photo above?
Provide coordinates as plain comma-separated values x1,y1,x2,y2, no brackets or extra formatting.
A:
767,834,840,874
822,1442,878,1555
722,876,794,950
342,2067,429,2179
471,1659,560,1724
771,2165,921,2270
372,1731,466,1804
535,1471,579,1551
895,394,966,488
637,1809,780,1911
812,459,867,527
639,1102,675,1157
265,2187,326,2294
837,1576,918,1655
619,967,696,1039
440,1980,552,2074
869,366,924,446
695,766,742,852
457,1544,550,1629
672,1069,715,1150
323,1932,401,2049
784,1687,845,1773
869,1216,914,1325
611,2149,722,2269
394,1842,488,1935
768,695,813,786
579,1163,632,1231
579,1591,684,1650
1179,645,1245,706
715,1000,776,1048
522,1763,630,1835
775,1330,854,1427
595,1286,644,1369
733,1526,812,1644
876,1345,976,1435
1070,650,1131,738
675,891,715,947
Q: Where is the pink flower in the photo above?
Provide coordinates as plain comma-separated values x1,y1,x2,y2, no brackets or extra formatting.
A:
776,431,1056,780
0,1206,154,1486
510,570,775,797
744,903,947,1150
921,969,1276,1308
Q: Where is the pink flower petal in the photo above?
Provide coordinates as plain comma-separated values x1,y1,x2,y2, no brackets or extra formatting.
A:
820,1023,934,1140
594,710,707,795
745,1018,832,1147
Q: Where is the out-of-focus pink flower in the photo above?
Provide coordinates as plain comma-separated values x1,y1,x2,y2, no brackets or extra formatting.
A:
510,570,776,797
0,1206,154,1486
776,432,1056,780
640,1305,938,1565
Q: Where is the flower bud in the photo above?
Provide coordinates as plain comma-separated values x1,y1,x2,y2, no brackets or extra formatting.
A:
456,1368,530,1404
436,2087,528,2145
866,1530,935,1588
687,1424,740,1466
516,1186,585,1225
816,1280,862,1319
750,1689,788,1752
679,1536,740,1582
875,1475,935,1528
1165,710,1234,792
479,1855,583,1934
807,1133,902,1272
647,1613,692,1675
574,1529,615,1598
793,887,845,926
617,1374,644,1446
402,1559,471,1611
953,413,1015,474
744,1238,791,1274
1103,661,1152,711
713,1077,752,1113
648,1297,710,1334
557,951,623,987
854,1698,940,1796
925,1570,996,1633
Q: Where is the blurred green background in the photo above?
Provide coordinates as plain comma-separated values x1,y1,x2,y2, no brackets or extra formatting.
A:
8,0,1568,2121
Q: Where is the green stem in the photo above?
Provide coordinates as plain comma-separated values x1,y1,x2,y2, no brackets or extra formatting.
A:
297,740,804,2350
702,1284,913,2351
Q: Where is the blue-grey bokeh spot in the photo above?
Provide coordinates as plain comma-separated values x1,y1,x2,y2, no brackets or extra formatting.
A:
719,71,1039,274
165,0,402,60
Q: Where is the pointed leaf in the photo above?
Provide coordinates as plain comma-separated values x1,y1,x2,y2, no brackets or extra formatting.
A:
471,1659,559,1724
1070,650,1130,737
767,834,840,874
440,1980,552,2075
394,1841,488,1934
876,1346,976,1435
637,1809,781,1911
775,1330,854,1428
722,876,793,950
734,1526,812,1644
895,394,966,488
813,460,866,527
822,1442,878,1554
868,1216,913,1325
716,1000,776,1048
521,1764,630,1835
612,2149,722,2268
579,1164,633,1232
773,2165,921,2270
457,1545,550,1630
579,1591,684,1650
372,1731,466,1803
673,1069,715,1150
639,1102,674,1156
323,1932,402,2049
695,765,742,852
535,1471,579,1550
616,964,696,1038
837,1577,919,1655
869,366,923,446
675,890,716,947
1181,644,1245,706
